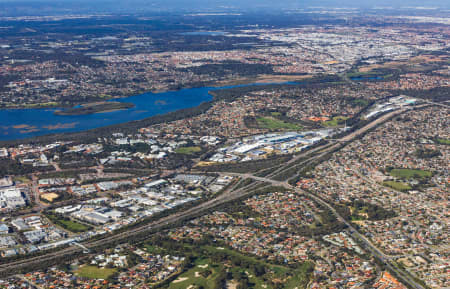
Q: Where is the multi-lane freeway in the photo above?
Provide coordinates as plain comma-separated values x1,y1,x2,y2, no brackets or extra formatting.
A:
0,104,427,289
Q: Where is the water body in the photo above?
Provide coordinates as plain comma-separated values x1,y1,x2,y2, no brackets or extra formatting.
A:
180,31,227,36
0,82,296,141
350,76,383,81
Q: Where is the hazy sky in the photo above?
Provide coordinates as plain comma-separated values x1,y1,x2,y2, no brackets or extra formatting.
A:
1,0,449,6
1,0,449,14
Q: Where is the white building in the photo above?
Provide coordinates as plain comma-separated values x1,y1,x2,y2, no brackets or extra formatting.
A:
0,187,27,210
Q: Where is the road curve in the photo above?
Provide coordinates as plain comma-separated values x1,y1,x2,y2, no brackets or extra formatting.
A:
0,104,425,287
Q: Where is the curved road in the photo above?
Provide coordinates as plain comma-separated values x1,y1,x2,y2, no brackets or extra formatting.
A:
0,104,427,289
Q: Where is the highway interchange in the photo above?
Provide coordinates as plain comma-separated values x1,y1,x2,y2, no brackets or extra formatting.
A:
0,105,430,289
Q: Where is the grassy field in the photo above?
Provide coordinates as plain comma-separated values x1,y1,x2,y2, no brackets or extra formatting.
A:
23,102,59,108
323,116,349,127
13,176,31,184
229,266,272,289
435,138,450,145
257,117,302,130
54,101,134,116
347,70,380,78
389,168,432,179
74,265,116,279
175,146,202,154
46,214,91,233
284,262,314,289
144,244,167,255
203,246,295,285
39,170,93,179
350,98,370,107
347,70,392,79
383,181,412,191
204,246,288,273
58,219,91,232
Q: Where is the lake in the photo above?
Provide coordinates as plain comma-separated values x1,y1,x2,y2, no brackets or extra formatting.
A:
0,82,296,141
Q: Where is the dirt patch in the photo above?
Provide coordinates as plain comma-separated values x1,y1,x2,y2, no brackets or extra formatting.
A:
227,280,239,289
173,277,189,283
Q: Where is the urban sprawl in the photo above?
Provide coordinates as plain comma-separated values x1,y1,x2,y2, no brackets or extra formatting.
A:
0,8,448,289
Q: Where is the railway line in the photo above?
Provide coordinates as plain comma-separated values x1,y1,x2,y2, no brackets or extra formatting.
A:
0,104,425,289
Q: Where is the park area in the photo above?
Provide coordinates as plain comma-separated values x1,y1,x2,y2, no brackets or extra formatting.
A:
388,168,432,179
175,146,202,154
256,116,302,130
322,116,349,127
167,244,313,289
383,180,412,191
45,213,91,233
74,265,117,280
